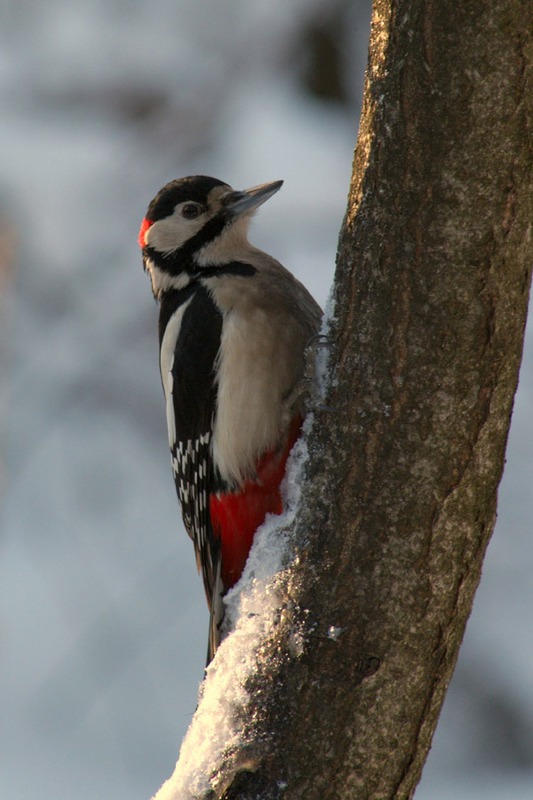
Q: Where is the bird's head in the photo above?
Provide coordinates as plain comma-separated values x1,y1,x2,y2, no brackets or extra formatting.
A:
139,175,283,298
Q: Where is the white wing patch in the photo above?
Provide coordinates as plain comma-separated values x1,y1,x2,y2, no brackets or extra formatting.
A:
160,297,194,448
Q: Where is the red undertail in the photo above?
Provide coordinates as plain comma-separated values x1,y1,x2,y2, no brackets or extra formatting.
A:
209,415,303,590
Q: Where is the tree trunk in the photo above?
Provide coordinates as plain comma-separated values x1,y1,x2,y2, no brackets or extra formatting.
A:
159,2,533,798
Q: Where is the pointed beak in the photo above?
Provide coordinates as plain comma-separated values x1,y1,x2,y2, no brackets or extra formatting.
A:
223,180,283,218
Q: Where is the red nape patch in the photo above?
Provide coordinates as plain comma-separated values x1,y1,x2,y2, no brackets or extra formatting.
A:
138,217,153,248
209,415,303,590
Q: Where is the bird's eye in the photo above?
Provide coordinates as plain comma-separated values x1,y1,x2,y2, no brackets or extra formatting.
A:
181,203,202,220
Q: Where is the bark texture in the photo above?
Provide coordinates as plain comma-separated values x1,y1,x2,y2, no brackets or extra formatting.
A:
195,1,533,798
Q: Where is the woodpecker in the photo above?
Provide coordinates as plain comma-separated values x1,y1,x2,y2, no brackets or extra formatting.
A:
139,175,321,663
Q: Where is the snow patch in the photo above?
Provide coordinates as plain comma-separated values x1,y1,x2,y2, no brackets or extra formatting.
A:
153,430,310,800
315,287,337,401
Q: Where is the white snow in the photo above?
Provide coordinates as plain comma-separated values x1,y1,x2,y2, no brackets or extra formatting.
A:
153,429,309,800
312,287,338,404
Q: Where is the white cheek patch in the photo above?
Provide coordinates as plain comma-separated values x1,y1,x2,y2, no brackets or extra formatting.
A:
147,212,205,253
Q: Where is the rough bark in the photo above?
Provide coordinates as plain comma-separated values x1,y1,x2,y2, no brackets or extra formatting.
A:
185,1,533,798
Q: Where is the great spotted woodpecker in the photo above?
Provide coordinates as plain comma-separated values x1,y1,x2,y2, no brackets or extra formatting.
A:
139,176,321,663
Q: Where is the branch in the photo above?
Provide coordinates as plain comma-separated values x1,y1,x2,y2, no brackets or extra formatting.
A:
154,1,533,798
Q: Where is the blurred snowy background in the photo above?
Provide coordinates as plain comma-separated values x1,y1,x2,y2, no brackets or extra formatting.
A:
0,1,531,798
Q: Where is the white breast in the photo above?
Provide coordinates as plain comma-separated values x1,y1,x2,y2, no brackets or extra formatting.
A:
208,274,311,488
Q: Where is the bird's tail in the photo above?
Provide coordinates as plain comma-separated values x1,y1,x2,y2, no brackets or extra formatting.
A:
206,557,225,666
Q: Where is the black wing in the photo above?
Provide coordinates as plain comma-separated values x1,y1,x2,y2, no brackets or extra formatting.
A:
160,285,223,609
